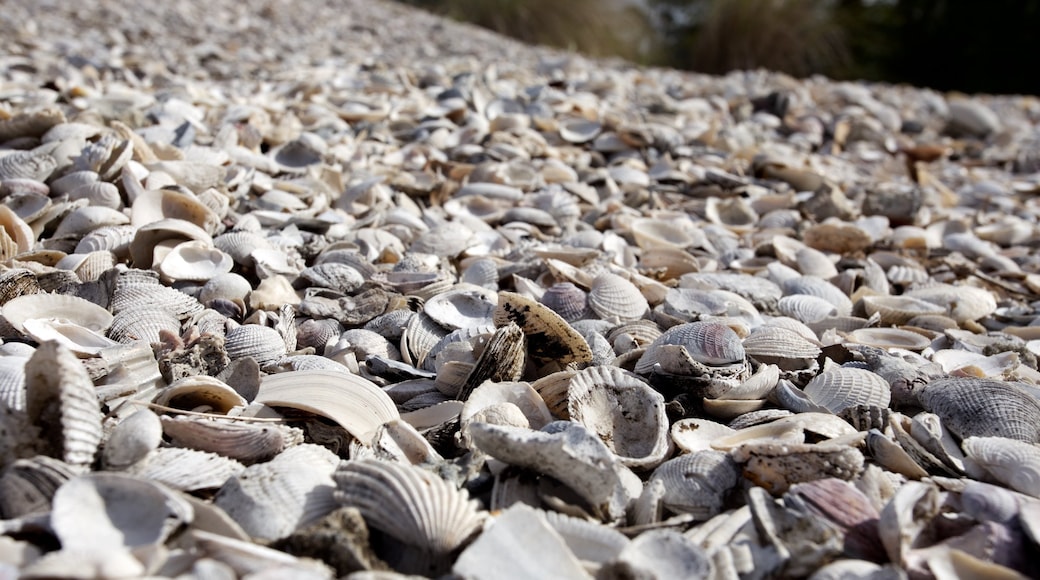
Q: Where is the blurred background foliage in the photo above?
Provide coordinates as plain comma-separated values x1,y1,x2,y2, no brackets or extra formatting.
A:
394,0,1040,95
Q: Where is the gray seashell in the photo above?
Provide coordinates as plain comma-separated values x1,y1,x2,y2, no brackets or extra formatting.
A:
600,529,713,579
635,321,746,374
539,282,590,322
567,365,671,470
75,224,136,257
0,455,76,518
67,181,122,209
803,367,891,414
861,295,945,326
587,272,649,324
102,408,163,469
214,444,339,541
777,294,839,323
917,377,1040,443
299,262,365,293
125,446,245,491
680,272,783,312
224,324,288,366
0,356,27,411
0,150,57,181
333,458,486,576
903,284,997,323
422,285,497,330
296,318,343,351
25,341,102,469
459,257,499,289
649,450,739,519
214,230,275,266
468,421,639,523
0,106,65,142
946,99,1001,137
108,306,181,344
781,276,852,316
742,326,821,370
730,434,866,495
963,436,1040,498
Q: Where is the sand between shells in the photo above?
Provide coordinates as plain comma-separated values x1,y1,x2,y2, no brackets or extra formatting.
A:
3,0,1040,578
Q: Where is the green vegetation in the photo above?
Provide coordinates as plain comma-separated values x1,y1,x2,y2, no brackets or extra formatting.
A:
395,0,1040,95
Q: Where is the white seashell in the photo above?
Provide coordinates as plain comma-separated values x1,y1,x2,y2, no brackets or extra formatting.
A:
154,375,248,414
224,324,288,366
334,458,486,576
587,272,649,324
861,295,946,325
777,294,839,323
600,529,712,579
460,381,552,447
635,321,746,373
904,284,997,323
962,436,1040,498
214,444,340,541
52,205,130,238
199,272,253,308
126,446,245,491
567,365,671,470
25,341,102,468
102,409,163,469
255,369,399,444
649,450,739,519
803,367,891,414
129,217,213,268
159,240,234,282
671,418,737,454
423,285,497,330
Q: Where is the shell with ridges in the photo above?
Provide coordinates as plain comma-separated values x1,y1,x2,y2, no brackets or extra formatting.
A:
917,377,1040,443
587,272,649,324
803,367,891,414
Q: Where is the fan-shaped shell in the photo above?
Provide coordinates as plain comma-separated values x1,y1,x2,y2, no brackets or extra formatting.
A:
539,282,590,322
107,307,181,344
333,458,486,576
963,436,1040,498
742,326,821,369
803,367,891,414
782,276,852,316
126,447,245,491
53,205,130,238
918,377,1040,442
635,321,746,375
649,450,739,519
777,294,839,323
568,365,671,470
214,444,339,541
629,218,698,250
25,341,103,468
587,272,649,324
224,324,287,366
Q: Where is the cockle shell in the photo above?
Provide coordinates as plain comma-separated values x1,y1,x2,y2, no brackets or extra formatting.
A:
423,285,497,330
539,282,590,322
224,324,288,366
648,450,739,519
917,377,1040,443
802,367,892,414
777,294,839,323
742,326,821,370
25,341,102,469
635,320,746,374
159,240,234,282
214,444,339,541
567,365,671,470
962,437,1040,498
586,273,649,324
861,295,945,326
333,458,486,576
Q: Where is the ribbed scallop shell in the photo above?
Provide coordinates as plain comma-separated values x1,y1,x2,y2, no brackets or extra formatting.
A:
962,436,1040,498
845,327,930,351
224,324,287,366
0,150,57,181
25,341,102,468
777,294,839,323
781,276,852,316
0,356,28,411
568,365,670,470
125,447,245,491
459,257,499,289
107,307,181,344
214,444,339,541
635,321,745,375
299,262,365,293
295,318,343,351
587,273,649,323
802,367,891,414
649,450,739,519
161,415,289,464
742,326,821,365
333,458,486,576
539,282,590,322
214,230,274,266
918,377,1040,442
109,280,204,320
608,320,663,354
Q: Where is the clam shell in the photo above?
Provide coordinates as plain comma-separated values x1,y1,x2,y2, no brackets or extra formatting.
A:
494,291,592,366
224,324,288,366
904,284,997,323
600,529,712,579
101,408,163,469
333,458,486,576
539,282,590,323
53,205,130,238
782,276,852,316
742,326,821,370
777,294,839,323
587,272,649,324
423,285,497,330
649,450,739,519
803,367,891,414
107,307,182,344
255,369,399,444
844,327,931,351
567,365,671,470
918,377,1040,443
155,375,248,414
670,418,737,454
126,446,245,491
861,295,945,325
159,240,234,282
2,293,113,336
214,444,339,541
25,341,103,468
635,321,746,374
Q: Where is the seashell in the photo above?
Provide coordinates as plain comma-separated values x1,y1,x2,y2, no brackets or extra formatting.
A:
567,365,671,470
2,292,114,335
214,444,339,541
559,117,602,144
57,250,117,282
101,408,163,469
844,327,930,351
468,421,639,523
199,272,253,309
129,217,213,268
539,282,590,322
0,150,57,181
877,481,942,567
107,306,182,344
600,529,713,579
25,341,103,468
0,205,35,255
608,320,663,355
75,224,136,257
742,326,821,370
214,230,275,266
159,240,234,282
454,504,591,580
423,285,497,330
0,106,65,142
47,472,192,575
635,320,746,373
670,419,737,453
705,196,758,233
629,218,699,250
299,262,365,293
917,377,1040,443
530,369,576,419
0,268,41,306
802,220,874,254
334,458,486,576
730,433,866,495
586,272,649,324
802,367,891,414
126,446,245,491
494,291,593,366
67,181,122,209
0,455,76,518
782,276,852,316
648,450,739,519
861,294,946,325
962,436,1040,498
255,369,399,444
224,324,288,366
154,375,248,414
146,160,226,193
903,284,997,323
52,205,130,239
777,294,839,323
